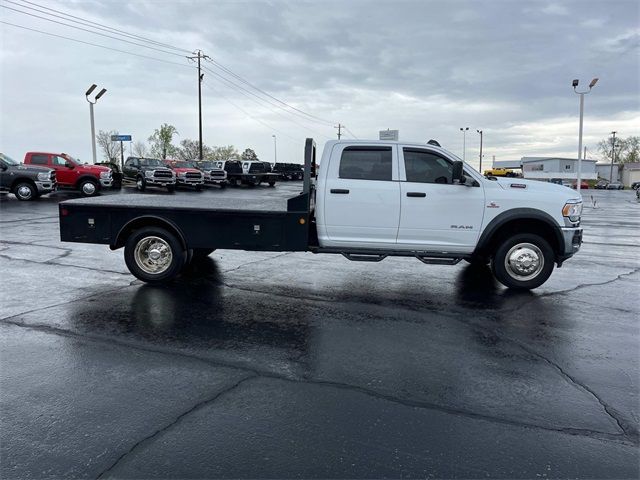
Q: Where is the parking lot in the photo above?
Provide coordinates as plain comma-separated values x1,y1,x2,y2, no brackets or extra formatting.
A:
1,184,638,478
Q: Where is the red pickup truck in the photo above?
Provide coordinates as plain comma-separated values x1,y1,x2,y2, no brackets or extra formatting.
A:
23,152,112,196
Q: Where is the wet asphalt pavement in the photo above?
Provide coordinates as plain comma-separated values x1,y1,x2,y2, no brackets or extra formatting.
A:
0,183,639,479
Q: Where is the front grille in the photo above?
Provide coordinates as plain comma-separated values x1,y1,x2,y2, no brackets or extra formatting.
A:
186,172,202,179
209,170,226,179
153,170,173,179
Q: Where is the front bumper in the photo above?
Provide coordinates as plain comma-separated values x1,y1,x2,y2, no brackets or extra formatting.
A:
35,181,56,194
147,178,176,186
99,178,113,188
177,177,204,185
557,226,583,263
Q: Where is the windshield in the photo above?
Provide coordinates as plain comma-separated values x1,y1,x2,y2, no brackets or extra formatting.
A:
200,162,215,169
173,161,195,168
0,153,20,166
139,158,164,167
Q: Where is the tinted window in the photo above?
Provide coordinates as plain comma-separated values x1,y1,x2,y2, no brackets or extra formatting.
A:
30,154,48,165
52,155,68,166
403,149,453,184
125,158,137,167
339,147,392,181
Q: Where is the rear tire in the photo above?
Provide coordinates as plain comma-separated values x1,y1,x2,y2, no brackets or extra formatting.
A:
13,181,37,201
124,227,185,283
268,181,276,187
492,233,554,290
136,176,146,192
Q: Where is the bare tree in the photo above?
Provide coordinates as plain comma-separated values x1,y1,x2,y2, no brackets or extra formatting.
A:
96,130,120,162
177,139,212,160
209,145,240,161
132,141,148,158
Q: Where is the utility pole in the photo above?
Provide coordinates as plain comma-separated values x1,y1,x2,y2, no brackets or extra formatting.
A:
335,123,343,139
187,50,210,160
610,131,617,182
477,129,483,172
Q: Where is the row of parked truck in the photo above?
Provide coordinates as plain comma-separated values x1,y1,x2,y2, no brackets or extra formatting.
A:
0,151,305,200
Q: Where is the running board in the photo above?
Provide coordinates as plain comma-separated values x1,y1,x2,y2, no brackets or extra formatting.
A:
342,253,387,262
415,256,462,265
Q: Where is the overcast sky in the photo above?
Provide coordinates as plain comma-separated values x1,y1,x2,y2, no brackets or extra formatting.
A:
1,0,638,169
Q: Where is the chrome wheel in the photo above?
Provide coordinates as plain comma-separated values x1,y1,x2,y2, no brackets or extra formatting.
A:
136,178,144,190
82,181,96,195
16,185,33,200
133,236,173,275
504,242,544,281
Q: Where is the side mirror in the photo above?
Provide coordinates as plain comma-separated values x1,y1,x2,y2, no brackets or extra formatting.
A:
452,161,466,184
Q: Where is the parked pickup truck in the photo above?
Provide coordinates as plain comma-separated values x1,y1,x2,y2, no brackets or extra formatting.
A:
273,162,304,180
215,160,278,187
59,139,583,290
1,153,56,200
122,157,176,192
194,161,228,188
24,152,111,196
163,160,205,190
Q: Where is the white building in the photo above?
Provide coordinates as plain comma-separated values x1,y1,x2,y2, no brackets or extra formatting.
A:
520,157,597,181
595,162,621,182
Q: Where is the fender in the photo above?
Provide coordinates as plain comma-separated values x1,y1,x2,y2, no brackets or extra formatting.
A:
74,175,101,188
475,208,564,255
112,215,187,250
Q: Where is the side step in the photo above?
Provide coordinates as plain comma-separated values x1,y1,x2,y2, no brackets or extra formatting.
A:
415,256,462,265
342,253,388,262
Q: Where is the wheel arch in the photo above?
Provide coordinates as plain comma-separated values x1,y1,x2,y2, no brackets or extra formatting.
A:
74,175,100,189
10,177,37,191
111,216,187,251
475,208,563,260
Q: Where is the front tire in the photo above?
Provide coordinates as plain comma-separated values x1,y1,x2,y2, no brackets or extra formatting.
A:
124,227,185,283
13,181,37,201
491,233,554,290
79,179,99,197
167,185,175,193
136,176,146,192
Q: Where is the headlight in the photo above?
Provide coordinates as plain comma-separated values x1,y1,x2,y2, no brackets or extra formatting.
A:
145,170,154,178
100,171,111,179
562,201,582,222
37,172,50,181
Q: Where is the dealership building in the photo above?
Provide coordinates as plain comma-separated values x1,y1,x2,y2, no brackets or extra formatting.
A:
492,157,597,181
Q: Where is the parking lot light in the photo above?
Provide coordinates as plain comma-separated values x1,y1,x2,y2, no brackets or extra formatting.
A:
86,84,108,165
572,78,597,193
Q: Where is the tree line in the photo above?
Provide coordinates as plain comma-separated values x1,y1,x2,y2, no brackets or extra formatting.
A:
596,135,639,164
96,123,260,163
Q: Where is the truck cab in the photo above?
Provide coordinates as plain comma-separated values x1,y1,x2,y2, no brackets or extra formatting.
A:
23,152,111,196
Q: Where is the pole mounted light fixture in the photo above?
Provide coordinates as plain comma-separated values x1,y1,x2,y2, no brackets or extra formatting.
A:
572,77,598,193
85,83,108,165
459,127,469,162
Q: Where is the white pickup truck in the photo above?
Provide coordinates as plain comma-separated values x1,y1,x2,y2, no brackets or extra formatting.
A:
59,138,583,290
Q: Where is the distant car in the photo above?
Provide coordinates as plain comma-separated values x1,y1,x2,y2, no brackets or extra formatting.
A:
595,180,609,189
631,181,640,190
606,182,624,190
572,181,589,190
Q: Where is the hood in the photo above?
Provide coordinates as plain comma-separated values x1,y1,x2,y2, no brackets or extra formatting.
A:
494,177,582,200
80,164,111,172
172,167,201,173
15,164,53,174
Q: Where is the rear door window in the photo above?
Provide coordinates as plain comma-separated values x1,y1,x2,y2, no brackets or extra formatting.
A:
339,147,392,181
30,154,49,165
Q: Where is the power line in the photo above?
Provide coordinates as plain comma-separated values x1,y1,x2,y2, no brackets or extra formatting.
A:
0,20,194,68
201,64,332,139
205,57,336,126
7,0,192,53
1,4,186,57
344,126,359,139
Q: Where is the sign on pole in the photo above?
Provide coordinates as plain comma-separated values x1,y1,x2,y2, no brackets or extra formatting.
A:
379,129,399,141
111,135,132,142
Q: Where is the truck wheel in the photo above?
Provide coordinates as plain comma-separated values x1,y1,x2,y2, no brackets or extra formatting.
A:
195,185,202,191
167,185,175,193
492,233,554,290
13,181,37,201
79,179,99,197
136,176,146,192
268,181,276,187
220,183,227,189
124,227,185,283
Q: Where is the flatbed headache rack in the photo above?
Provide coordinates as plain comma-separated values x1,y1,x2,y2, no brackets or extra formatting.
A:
59,139,318,252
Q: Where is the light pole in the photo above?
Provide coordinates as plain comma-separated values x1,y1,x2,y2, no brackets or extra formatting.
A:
609,131,617,182
85,84,107,165
272,134,277,167
459,127,469,161
572,77,598,192
476,129,483,172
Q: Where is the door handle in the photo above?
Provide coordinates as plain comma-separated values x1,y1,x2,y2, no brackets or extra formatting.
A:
330,189,350,194
406,192,426,197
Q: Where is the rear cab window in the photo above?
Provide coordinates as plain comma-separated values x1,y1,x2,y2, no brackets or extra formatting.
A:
339,147,392,181
30,154,49,166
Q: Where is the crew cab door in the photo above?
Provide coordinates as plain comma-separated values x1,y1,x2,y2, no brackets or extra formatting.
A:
397,147,485,250
322,144,400,245
48,154,75,186
123,158,140,179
